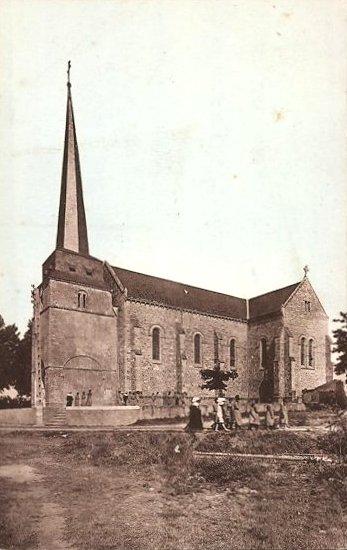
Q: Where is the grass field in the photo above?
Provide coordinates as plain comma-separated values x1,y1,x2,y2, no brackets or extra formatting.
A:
0,429,346,550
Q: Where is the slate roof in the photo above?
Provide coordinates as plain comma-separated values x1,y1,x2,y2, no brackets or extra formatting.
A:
112,266,248,320
248,282,301,319
111,265,301,321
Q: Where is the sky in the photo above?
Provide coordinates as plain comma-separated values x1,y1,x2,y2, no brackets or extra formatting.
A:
0,0,346,336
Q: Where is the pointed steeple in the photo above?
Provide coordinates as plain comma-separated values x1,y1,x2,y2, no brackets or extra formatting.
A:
56,62,89,255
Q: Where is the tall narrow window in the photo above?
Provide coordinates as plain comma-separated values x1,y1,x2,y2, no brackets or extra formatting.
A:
260,338,267,369
304,300,311,312
300,337,306,366
308,339,314,367
230,339,236,368
194,334,201,364
78,291,87,309
152,327,160,361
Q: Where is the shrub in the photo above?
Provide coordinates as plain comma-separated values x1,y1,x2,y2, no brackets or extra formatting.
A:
58,431,194,466
57,431,199,495
0,395,30,409
59,432,165,467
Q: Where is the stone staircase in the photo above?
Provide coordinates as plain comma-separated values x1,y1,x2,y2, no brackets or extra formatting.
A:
43,403,67,427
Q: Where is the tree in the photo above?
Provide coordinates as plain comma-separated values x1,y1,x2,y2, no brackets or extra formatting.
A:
200,362,238,395
14,320,32,396
0,316,21,391
333,312,347,379
0,316,32,396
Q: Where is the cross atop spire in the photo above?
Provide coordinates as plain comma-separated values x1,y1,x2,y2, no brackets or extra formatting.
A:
56,62,89,255
67,60,71,87
303,265,309,277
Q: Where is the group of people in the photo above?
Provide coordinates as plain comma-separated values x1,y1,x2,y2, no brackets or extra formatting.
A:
66,389,92,407
119,390,143,406
118,390,190,407
185,395,290,432
66,389,289,429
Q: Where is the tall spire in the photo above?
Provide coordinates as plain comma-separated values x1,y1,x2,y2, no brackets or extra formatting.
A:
56,61,89,255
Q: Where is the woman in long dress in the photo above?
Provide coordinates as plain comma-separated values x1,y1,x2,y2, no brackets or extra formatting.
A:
214,397,229,431
185,397,203,432
86,389,92,406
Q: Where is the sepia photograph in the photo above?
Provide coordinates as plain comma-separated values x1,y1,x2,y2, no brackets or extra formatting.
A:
0,1,346,549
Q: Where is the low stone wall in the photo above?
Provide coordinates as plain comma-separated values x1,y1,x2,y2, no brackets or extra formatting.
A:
139,405,189,421
66,406,140,427
138,404,213,420
0,407,38,426
0,401,305,427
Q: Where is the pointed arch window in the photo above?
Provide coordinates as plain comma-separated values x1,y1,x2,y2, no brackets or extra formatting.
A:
230,339,236,368
152,327,160,361
78,290,87,309
308,338,314,367
260,338,267,369
300,337,306,366
194,334,201,364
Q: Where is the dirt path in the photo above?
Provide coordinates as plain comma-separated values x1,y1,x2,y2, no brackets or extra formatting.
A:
0,463,75,550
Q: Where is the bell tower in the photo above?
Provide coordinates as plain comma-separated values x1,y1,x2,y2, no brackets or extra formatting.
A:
32,63,118,410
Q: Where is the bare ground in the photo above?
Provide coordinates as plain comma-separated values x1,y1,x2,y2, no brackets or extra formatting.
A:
0,431,346,550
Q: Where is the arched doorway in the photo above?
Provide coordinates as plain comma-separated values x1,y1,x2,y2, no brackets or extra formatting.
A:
259,366,274,402
63,356,101,403
258,338,274,402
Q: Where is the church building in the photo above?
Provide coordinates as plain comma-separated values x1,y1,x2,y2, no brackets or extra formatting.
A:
31,72,333,411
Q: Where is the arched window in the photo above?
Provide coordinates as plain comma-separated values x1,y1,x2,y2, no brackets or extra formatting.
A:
304,300,311,312
260,338,267,369
300,337,306,366
152,327,160,361
230,339,236,368
194,334,201,364
308,339,314,367
78,291,87,309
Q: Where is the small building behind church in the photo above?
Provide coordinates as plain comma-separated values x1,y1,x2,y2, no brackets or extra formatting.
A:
31,74,333,416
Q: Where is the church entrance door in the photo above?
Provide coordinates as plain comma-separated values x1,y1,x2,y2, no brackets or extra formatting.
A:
259,366,274,403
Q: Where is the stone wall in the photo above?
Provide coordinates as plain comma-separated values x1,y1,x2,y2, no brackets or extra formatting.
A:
283,278,332,396
40,278,118,406
66,406,139,426
248,315,284,399
0,408,37,426
119,300,249,398
247,279,332,401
